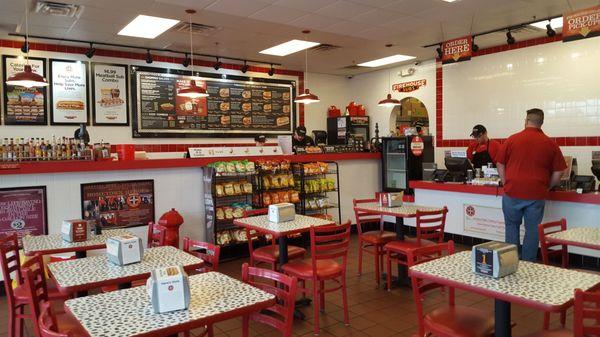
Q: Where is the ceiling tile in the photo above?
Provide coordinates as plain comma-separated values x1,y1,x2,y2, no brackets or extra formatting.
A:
383,0,440,15
345,0,399,8
322,20,372,37
287,14,337,30
205,0,271,17
315,1,375,19
154,0,217,10
248,5,309,24
273,0,338,12
348,8,402,25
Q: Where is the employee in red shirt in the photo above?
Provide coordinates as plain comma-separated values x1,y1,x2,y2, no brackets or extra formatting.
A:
496,108,567,261
467,124,501,168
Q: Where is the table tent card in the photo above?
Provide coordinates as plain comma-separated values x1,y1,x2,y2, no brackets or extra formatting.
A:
472,241,519,279
106,235,143,266
268,203,295,223
147,265,190,314
379,192,404,208
61,219,91,242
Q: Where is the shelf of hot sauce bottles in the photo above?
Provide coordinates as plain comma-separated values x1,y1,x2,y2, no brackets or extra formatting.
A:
0,137,99,162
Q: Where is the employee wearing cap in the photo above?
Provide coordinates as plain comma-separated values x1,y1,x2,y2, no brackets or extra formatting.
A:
292,125,315,148
496,108,567,261
254,134,266,147
467,124,501,169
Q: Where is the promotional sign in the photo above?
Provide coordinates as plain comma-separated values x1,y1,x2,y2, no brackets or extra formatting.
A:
0,186,48,246
187,146,282,158
563,5,600,42
131,66,295,138
441,36,473,64
411,136,425,156
2,56,48,125
50,59,89,125
81,180,154,228
463,204,524,242
392,79,427,93
92,63,129,125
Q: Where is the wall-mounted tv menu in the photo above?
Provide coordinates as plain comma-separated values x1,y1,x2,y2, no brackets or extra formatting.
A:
131,66,296,138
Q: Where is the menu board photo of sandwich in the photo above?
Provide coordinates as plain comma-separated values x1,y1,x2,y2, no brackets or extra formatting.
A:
92,63,129,125
131,66,295,138
50,59,89,125
2,56,48,125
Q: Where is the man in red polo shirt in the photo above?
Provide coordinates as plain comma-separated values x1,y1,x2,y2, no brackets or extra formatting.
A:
496,108,566,261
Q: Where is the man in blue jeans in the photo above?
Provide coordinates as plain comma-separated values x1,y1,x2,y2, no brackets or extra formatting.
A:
496,109,566,261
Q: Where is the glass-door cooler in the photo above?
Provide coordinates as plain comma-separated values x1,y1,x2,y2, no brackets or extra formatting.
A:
381,136,434,194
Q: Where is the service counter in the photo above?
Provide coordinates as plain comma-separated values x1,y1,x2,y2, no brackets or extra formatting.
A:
409,180,600,259
0,152,382,245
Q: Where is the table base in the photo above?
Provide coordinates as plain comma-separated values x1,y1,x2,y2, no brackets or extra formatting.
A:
495,299,511,337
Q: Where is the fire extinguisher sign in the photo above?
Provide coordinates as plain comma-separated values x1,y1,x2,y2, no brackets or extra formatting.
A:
411,136,424,156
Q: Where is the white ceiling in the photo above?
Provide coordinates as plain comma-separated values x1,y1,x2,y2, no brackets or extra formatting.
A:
0,0,597,75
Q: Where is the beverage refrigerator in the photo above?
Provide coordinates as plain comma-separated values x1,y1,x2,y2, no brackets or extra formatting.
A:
381,136,434,194
326,116,370,146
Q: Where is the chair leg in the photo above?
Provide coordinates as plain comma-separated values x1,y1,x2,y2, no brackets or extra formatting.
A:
543,312,550,330
8,306,15,337
312,280,320,335
242,315,249,337
386,251,392,291
319,280,325,312
559,309,566,327
16,306,25,337
374,245,380,287
357,242,363,276
341,275,350,326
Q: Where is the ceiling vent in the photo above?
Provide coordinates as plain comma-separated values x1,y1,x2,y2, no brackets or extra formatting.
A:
34,1,82,17
310,43,341,52
174,22,221,36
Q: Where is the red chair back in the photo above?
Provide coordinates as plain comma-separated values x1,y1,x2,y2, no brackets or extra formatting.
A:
243,208,272,259
353,196,383,235
538,219,568,268
310,221,351,275
0,234,23,307
409,241,456,337
242,263,297,337
21,254,50,337
38,303,68,337
182,237,220,272
147,222,167,248
416,207,448,243
573,288,600,337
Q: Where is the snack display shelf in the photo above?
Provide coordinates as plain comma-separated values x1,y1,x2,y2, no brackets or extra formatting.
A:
293,161,342,222
301,189,338,196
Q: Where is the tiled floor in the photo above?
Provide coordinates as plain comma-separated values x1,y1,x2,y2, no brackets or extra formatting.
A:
1,235,570,337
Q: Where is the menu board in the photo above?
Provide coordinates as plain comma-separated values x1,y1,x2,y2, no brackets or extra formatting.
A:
131,66,295,137
91,63,129,125
2,56,48,125
0,186,48,247
50,59,89,125
81,180,154,229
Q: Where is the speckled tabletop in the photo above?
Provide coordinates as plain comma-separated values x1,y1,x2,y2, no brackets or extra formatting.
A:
234,214,334,236
546,227,600,250
410,251,600,309
354,204,442,217
22,229,133,255
65,272,275,337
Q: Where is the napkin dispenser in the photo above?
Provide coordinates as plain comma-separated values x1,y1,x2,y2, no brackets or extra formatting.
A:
379,192,404,208
106,235,143,266
61,219,91,242
268,203,295,223
472,241,519,279
147,265,190,314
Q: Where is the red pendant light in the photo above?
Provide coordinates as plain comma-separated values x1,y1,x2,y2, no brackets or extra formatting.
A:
295,41,320,104
378,70,400,108
177,9,208,99
5,1,49,88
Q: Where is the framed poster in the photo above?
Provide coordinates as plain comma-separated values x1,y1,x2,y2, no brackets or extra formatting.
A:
81,180,154,229
50,59,89,125
91,62,129,125
130,66,296,138
0,186,48,247
2,55,48,125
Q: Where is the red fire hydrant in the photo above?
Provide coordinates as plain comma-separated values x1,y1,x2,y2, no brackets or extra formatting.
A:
158,208,184,248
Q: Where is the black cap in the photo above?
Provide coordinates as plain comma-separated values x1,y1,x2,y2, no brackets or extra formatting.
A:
254,134,266,143
296,126,307,136
470,124,487,137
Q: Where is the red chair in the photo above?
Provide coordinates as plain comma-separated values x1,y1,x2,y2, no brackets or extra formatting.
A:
353,196,395,287
182,237,220,274
522,288,600,337
241,263,298,337
147,221,167,248
38,302,85,337
21,255,85,337
410,241,496,337
243,209,306,271
385,207,448,291
0,234,68,337
282,221,352,335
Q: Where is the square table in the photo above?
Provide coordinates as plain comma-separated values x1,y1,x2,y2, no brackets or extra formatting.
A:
409,251,600,337
64,272,275,337
546,227,600,250
22,229,134,258
48,245,204,294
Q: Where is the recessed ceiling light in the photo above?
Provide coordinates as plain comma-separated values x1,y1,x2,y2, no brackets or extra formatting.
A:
118,15,180,39
440,0,460,2
259,39,320,56
530,17,563,29
358,54,416,67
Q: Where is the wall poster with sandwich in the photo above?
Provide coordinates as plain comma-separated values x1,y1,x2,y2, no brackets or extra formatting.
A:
81,180,154,229
0,186,48,247
130,66,296,138
2,55,48,125
91,63,129,125
50,59,89,125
